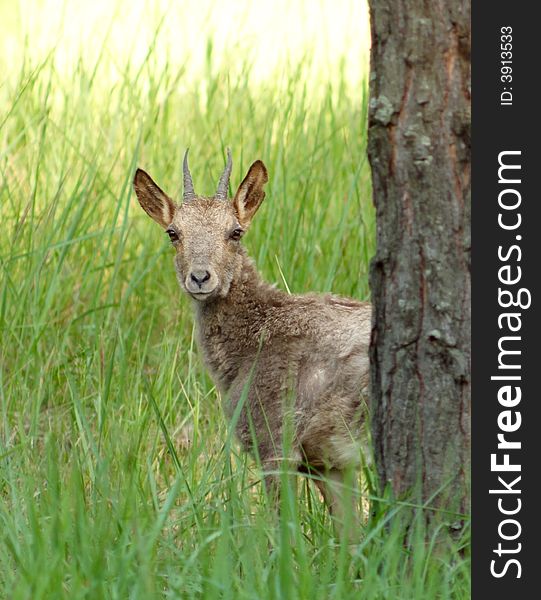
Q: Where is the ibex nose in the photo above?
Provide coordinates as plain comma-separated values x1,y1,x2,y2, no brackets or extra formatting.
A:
190,270,211,287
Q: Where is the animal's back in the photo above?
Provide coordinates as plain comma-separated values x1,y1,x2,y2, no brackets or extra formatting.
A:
231,291,371,471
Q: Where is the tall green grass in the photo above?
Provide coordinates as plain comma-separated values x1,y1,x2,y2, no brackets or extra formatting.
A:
0,3,469,598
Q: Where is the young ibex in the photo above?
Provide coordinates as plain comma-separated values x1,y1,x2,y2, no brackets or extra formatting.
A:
133,150,371,529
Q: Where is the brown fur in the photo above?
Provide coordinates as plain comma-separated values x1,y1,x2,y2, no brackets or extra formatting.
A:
133,156,371,529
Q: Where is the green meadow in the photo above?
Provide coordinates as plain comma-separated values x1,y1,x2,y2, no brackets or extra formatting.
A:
0,1,469,597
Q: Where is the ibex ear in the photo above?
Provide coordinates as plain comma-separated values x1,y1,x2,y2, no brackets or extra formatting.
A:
133,168,176,229
233,160,268,228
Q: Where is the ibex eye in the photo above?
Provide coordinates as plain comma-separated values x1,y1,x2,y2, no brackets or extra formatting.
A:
166,228,179,243
230,227,243,240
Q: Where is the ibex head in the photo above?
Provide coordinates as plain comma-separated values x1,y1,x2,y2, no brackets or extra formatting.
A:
133,149,268,301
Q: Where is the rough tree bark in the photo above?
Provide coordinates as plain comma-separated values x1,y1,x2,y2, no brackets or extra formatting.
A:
367,1,471,519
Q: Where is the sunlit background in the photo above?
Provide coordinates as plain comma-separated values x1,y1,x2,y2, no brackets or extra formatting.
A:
2,0,369,92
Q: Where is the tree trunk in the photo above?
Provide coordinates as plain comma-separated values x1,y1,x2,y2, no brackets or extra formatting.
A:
367,1,471,519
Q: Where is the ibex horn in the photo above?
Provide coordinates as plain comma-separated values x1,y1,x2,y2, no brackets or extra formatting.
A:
215,148,232,201
183,149,196,201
